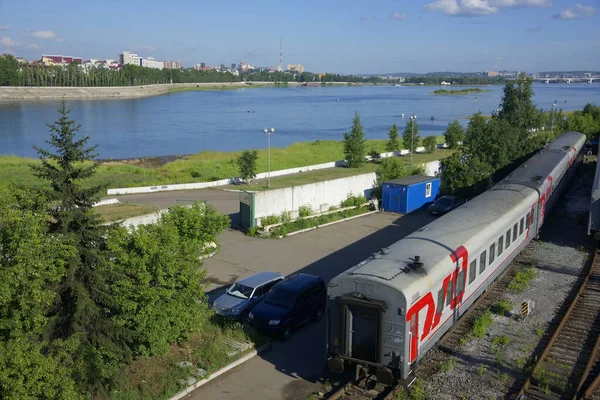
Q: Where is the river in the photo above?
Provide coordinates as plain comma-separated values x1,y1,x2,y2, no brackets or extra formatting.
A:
0,84,599,159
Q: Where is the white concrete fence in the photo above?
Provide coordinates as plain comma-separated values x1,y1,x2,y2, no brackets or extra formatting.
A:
253,173,377,226
106,145,445,195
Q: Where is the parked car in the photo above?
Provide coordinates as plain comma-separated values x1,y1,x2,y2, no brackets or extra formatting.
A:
248,273,326,340
427,195,466,216
212,271,284,321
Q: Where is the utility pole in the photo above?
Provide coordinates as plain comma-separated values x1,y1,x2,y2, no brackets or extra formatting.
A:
264,128,275,188
410,114,417,163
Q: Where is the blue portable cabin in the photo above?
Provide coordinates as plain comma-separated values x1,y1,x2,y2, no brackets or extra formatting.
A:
382,175,440,214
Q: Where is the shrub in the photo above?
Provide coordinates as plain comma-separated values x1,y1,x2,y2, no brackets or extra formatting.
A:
280,210,291,223
493,299,513,317
439,357,457,373
260,214,280,226
341,192,367,208
369,149,381,161
298,204,312,217
190,170,201,178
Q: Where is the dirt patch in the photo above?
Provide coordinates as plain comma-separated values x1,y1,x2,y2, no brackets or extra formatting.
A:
98,154,187,168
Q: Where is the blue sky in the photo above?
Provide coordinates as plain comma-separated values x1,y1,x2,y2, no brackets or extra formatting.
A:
0,0,598,74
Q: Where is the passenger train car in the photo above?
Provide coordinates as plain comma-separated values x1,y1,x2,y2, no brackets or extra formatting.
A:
326,132,586,385
588,152,600,240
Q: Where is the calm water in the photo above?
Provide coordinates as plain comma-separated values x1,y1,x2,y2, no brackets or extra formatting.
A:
1,84,599,159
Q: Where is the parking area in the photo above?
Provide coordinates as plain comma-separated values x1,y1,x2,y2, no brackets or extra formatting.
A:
116,188,436,399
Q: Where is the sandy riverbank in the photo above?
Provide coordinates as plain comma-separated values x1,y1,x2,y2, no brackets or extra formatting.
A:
0,81,358,101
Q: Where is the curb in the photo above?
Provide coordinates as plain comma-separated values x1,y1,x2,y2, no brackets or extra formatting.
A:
168,343,272,400
275,210,379,239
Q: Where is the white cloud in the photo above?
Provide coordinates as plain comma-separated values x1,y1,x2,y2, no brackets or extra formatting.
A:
390,12,408,20
424,0,498,16
494,56,503,61
552,3,597,19
490,0,551,7
0,37,20,47
527,25,541,32
134,44,157,53
25,30,62,41
26,43,40,49
0,24,10,31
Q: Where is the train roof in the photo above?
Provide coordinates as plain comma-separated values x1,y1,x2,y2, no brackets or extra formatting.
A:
345,185,536,299
339,131,585,302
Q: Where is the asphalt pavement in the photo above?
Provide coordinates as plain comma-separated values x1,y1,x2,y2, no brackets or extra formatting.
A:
114,188,435,399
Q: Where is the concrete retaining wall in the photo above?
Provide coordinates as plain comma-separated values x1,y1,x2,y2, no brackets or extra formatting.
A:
107,148,443,195
253,173,377,226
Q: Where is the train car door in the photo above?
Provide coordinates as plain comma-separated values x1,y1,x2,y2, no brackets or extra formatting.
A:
346,304,378,363
409,311,418,363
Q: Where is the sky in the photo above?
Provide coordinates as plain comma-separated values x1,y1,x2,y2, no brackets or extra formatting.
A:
0,0,598,74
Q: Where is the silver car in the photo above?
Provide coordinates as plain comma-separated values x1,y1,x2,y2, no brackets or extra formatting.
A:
212,271,284,321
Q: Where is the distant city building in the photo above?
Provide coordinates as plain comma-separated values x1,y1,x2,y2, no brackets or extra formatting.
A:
231,63,236,70
41,55,83,66
286,64,304,73
487,71,499,77
120,51,140,66
141,57,163,70
219,64,225,71
194,64,202,71
16,57,28,64
164,61,181,69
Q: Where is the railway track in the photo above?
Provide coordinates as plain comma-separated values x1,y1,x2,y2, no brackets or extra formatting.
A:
327,375,397,400
516,247,600,400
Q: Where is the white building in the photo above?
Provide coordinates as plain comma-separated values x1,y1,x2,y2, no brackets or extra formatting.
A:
141,57,163,70
120,51,141,66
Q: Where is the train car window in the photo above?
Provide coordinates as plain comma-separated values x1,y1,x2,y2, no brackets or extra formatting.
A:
489,244,495,264
513,224,518,242
456,270,465,294
526,212,531,228
498,236,503,255
520,218,524,235
480,251,487,273
445,280,453,307
506,230,511,247
437,289,444,313
469,260,477,284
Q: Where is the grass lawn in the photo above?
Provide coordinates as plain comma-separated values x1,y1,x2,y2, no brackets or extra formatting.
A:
109,319,267,400
227,149,454,192
94,203,157,222
0,138,445,190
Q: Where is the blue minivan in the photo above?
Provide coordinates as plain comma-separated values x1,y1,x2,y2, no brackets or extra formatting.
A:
248,273,326,340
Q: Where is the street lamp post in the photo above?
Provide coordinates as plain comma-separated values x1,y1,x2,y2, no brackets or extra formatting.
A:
264,128,275,188
410,114,417,162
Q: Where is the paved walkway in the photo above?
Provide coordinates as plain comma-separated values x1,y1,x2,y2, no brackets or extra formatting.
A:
116,188,435,399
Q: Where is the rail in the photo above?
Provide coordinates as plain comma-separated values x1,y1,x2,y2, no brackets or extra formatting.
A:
326,375,397,400
515,247,600,400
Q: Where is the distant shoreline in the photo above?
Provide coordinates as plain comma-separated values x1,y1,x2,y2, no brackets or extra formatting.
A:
0,81,361,101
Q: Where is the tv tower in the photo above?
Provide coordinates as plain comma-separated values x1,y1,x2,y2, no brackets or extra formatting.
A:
277,38,283,72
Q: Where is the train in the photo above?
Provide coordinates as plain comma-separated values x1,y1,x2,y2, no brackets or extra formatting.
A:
325,132,586,386
588,151,600,240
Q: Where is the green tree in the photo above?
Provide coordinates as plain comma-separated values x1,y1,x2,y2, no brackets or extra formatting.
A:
402,119,420,154
0,335,81,400
237,150,259,181
385,124,401,152
343,112,366,168
372,157,425,198
439,152,494,196
107,202,229,357
30,101,131,393
423,136,437,153
444,120,466,149
0,54,19,86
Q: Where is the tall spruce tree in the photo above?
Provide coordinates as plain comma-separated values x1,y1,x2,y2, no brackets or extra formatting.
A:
31,100,131,393
385,123,401,152
343,112,366,168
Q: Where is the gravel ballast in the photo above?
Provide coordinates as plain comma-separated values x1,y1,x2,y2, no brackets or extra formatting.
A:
421,162,595,400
